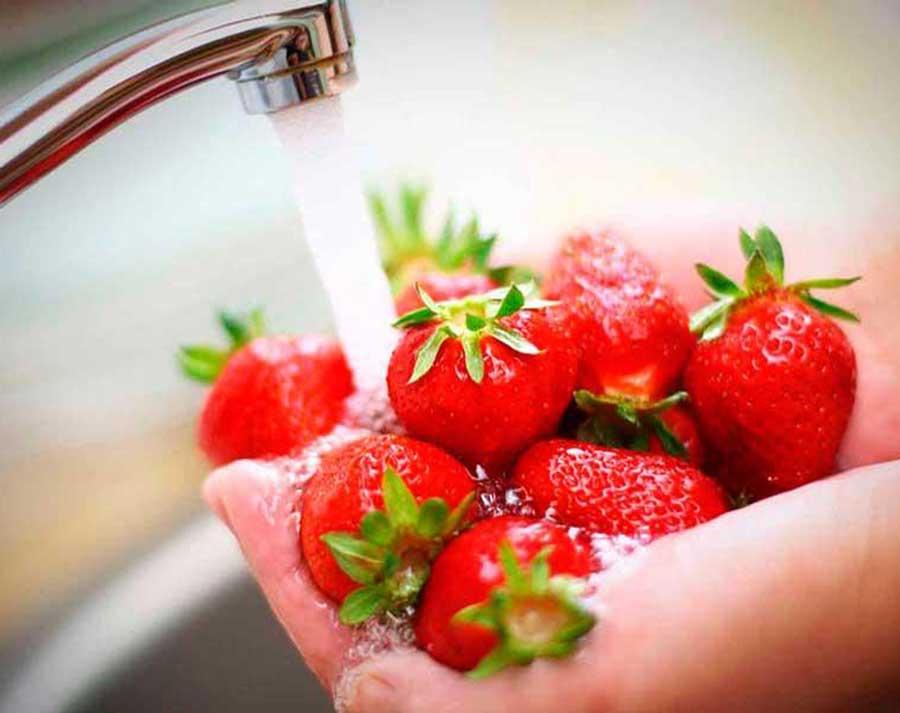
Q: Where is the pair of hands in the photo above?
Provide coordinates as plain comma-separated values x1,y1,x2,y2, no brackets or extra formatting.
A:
205,216,900,712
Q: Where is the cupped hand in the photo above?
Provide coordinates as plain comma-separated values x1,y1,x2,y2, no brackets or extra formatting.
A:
204,217,900,712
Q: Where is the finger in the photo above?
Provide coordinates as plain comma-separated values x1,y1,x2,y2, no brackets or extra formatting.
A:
341,461,900,713
339,647,615,713
592,459,900,712
203,459,353,688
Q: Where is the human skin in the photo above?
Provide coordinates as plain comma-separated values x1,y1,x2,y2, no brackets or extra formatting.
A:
204,216,900,712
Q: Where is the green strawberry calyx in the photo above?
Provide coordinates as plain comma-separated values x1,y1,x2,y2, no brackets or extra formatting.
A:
690,225,861,341
452,542,596,679
573,389,690,460
392,282,557,384
322,467,475,626
369,182,535,292
177,307,266,383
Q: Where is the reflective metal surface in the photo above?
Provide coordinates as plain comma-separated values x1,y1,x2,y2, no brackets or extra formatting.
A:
0,0,356,205
0,517,332,713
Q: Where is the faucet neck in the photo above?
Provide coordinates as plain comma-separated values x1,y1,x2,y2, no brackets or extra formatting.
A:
0,0,356,206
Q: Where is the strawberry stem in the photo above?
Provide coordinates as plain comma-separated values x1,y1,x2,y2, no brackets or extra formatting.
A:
323,468,474,625
368,183,499,292
177,307,266,383
452,542,595,678
393,282,556,384
691,225,861,340
573,389,690,459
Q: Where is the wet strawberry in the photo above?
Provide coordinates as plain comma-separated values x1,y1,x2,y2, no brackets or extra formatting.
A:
511,439,727,540
543,229,692,398
300,434,475,623
415,516,595,677
573,389,704,466
178,310,353,465
685,226,858,499
387,284,578,471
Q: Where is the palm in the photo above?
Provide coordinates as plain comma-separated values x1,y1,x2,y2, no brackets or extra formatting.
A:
205,218,900,712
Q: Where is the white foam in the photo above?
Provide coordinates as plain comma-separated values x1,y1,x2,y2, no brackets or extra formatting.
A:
271,98,397,391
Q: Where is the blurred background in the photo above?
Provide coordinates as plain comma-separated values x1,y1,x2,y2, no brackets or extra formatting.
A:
1,1,899,711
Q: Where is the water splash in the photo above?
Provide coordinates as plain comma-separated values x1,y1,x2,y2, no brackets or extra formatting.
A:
271,98,397,392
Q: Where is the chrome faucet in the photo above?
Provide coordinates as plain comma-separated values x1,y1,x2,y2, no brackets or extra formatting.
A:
0,0,356,206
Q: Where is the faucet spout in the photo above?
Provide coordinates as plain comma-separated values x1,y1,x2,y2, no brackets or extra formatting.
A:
0,0,356,206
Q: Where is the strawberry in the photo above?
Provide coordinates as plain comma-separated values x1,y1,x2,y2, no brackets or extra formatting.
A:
511,439,727,540
684,226,859,499
573,389,704,466
178,310,354,465
414,516,595,677
543,229,693,398
394,272,497,315
300,434,476,624
369,183,497,292
369,183,531,309
387,283,579,471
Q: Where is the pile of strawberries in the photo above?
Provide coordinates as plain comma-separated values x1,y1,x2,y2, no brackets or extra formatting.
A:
180,186,859,678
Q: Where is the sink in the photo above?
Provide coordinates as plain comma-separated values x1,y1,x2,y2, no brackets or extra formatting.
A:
1,517,332,713
70,578,331,713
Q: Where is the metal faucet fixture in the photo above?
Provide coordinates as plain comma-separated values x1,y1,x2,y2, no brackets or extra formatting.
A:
0,0,356,205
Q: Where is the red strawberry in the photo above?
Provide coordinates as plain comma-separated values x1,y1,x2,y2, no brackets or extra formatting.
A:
300,434,475,623
370,183,496,290
511,439,727,540
394,272,498,315
573,389,704,466
414,515,595,677
387,284,579,471
684,226,858,500
543,229,692,398
370,183,531,311
178,310,353,465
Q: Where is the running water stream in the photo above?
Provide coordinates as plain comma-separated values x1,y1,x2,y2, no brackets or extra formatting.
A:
270,98,397,393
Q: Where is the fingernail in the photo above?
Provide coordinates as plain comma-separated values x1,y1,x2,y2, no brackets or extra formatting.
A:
341,666,400,713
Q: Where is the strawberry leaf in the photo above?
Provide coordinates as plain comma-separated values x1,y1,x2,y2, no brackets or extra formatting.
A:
495,284,525,318
648,415,688,459
321,533,386,585
695,263,743,298
744,249,774,293
530,549,551,594
488,324,541,355
416,498,450,538
700,308,730,341
453,601,499,630
754,225,785,284
462,333,485,383
416,284,443,314
392,305,437,328
453,541,595,679
646,390,688,414
631,430,650,451
339,585,388,625
408,326,452,383
466,313,488,331
789,276,861,290
799,293,860,323
444,491,476,534
739,228,757,259
382,467,418,528
498,542,528,594
689,298,733,335
177,345,228,383
219,308,266,348
179,308,267,383
488,264,540,286
360,511,394,547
